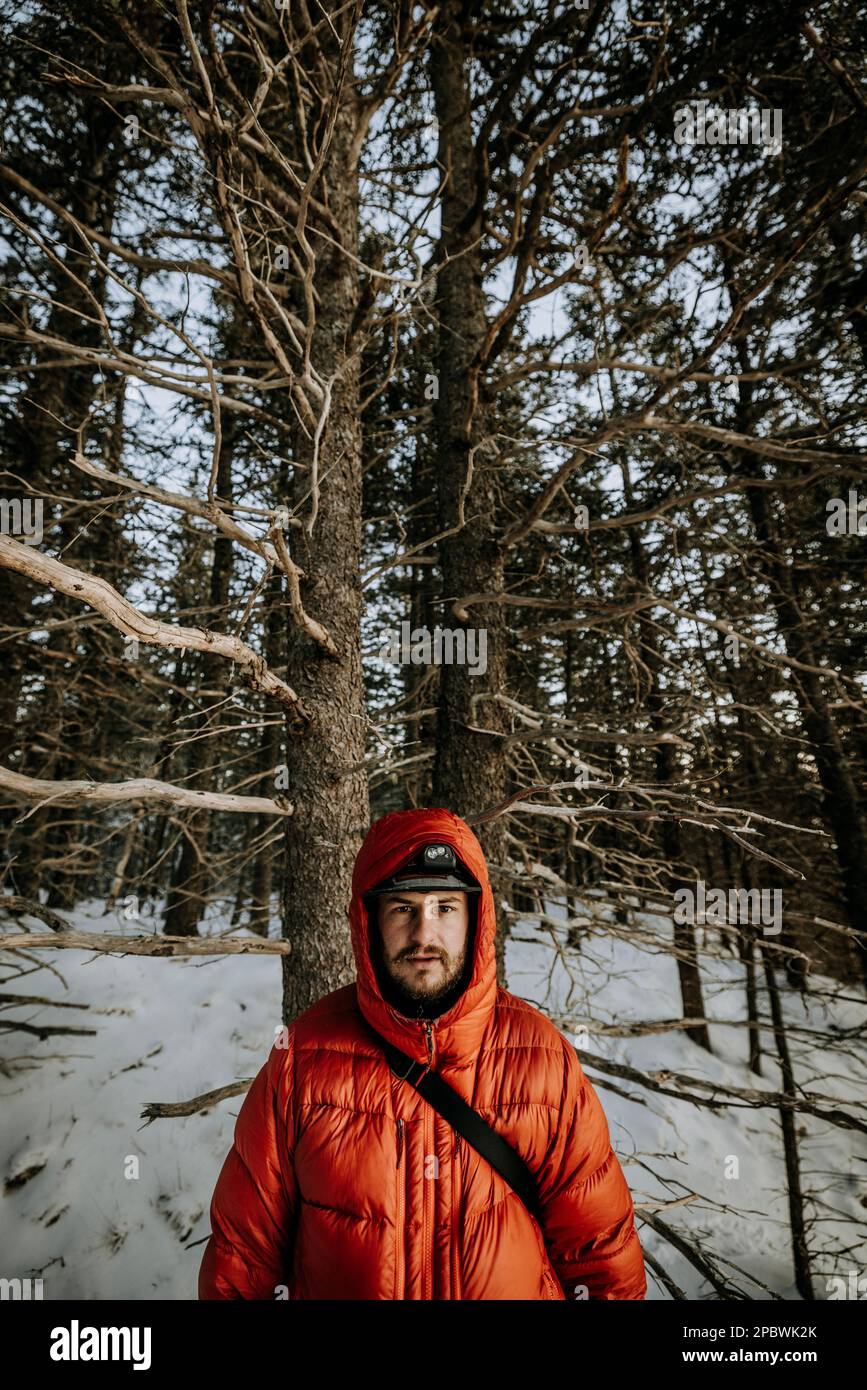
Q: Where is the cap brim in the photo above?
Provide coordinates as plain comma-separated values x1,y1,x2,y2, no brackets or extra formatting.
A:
364,875,481,897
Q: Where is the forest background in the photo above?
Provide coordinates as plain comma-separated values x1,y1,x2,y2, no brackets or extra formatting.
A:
1,0,865,1301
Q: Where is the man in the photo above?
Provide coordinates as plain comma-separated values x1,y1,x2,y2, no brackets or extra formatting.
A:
198,807,646,1300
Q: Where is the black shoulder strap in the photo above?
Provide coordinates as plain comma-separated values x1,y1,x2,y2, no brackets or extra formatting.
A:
369,1027,540,1218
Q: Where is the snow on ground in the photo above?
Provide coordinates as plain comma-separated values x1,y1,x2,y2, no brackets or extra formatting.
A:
1,892,865,1299
1,898,283,1300
509,894,867,1300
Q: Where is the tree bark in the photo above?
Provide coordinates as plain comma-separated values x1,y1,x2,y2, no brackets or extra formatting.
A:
163,413,237,936
280,19,370,1023
430,2,511,988
762,946,814,1300
621,458,711,1051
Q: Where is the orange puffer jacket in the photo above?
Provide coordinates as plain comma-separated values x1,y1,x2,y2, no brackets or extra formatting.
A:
198,807,646,1300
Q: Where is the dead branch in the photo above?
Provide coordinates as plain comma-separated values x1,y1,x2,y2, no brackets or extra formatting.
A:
0,534,311,728
0,895,72,932
0,930,291,957
570,1044,867,1136
0,765,294,818
638,1210,752,1300
140,1077,253,1123
0,1018,97,1039
0,992,90,1009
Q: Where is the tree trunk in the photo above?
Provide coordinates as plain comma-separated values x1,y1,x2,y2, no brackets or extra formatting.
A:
8,100,122,905
162,416,237,936
280,31,370,1023
762,946,814,1300
248,572,285,936
430,2,511,988
621,456,711,1051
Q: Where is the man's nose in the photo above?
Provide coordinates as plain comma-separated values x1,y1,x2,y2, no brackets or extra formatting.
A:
409,900,441,938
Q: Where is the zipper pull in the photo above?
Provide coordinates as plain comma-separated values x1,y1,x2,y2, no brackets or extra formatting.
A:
396,1117,404,1167
423,1021,434,1067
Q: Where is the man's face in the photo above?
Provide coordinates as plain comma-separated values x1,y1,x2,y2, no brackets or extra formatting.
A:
376,890,470,1004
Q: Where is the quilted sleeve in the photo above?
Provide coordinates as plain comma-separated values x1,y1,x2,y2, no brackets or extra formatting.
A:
198,1031,298,1299
536,1037,646,1300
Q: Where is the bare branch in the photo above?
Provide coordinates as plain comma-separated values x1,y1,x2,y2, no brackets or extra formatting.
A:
0,766,293,818
0,535,311,727
0,930,291,958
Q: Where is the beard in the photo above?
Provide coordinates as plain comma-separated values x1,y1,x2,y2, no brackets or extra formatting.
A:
386,942,467,1002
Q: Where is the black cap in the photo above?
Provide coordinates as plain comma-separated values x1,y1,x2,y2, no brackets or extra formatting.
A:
363,842,482,898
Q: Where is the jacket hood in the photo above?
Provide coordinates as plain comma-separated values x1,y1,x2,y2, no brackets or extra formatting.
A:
350,807,498,1067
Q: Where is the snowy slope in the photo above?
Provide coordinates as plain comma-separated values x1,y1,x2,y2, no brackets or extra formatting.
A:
1,894,865,1299
510,896,867,1301
0,899,282,1300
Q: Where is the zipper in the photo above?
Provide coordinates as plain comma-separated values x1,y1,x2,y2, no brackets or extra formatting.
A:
421,1020,435,1299
451,1134,462,1300
395,1117,405,1299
